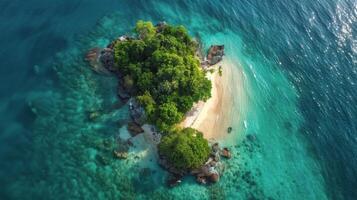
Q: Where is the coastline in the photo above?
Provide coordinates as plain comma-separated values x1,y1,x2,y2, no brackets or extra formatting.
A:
181,59,244,140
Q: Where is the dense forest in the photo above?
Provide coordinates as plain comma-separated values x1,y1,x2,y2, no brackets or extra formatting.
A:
113,21,211,131
113,21,211,171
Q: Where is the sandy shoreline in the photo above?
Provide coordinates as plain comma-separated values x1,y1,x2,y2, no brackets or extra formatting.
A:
181,59,244,140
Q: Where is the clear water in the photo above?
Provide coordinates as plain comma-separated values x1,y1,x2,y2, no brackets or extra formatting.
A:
0,0,356,199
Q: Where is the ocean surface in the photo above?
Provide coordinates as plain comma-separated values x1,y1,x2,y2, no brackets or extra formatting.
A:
0,0,356,199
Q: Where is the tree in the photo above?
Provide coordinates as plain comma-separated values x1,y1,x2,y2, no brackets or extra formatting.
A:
158,128,210,170
136,72,154,92
137,91,156,118
123,75,134,91
156,102,183,130
135,20,156,40
176,96,194,113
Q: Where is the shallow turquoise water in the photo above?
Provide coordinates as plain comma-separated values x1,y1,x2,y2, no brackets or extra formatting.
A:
1,0,356,199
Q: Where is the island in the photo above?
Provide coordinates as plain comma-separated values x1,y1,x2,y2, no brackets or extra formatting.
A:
85,20,231,186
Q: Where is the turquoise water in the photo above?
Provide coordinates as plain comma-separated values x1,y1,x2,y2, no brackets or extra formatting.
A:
1,0,356,199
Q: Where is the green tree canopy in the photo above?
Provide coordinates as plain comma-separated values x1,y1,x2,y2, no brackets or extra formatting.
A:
156,102,183,130
113,21,211,131
135,20,156,40
158,128,210,170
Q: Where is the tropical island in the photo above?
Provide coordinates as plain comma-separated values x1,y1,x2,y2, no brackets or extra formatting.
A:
85,20,231,186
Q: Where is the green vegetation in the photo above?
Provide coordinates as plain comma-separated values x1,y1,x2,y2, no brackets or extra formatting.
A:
113,21,212,170
218,66,222,76
113,20,211,130
158,128,210,170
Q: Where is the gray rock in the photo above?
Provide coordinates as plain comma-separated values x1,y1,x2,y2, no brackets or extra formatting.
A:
207,45,224,65
127,122,144,136
100,48,115,71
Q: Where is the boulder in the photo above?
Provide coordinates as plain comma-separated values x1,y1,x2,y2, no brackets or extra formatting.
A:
158,157,186,176
127,122,144,136
209,173,220,183
156,21,167,32
221,147,232,159
209,160,218,167
129,99,147,125
85,48,100,63
99,48,115,71
196,175,207,184
213,153,220,162
106,41,116,49
246,134,257,142
113,150,128,159
167,174,182,187
117,84,130,101
207,45,224,65
85,48,110,75
212,143,220,153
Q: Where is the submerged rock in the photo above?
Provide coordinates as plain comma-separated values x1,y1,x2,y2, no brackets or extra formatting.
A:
88,111,101,121
134,168,157,192
246,134,257,142
158,157,186,176
221,147,232,159
85,47,111,75
196,175,207,184
113,150,128,159
127,122,144,136
209,173,220,183
117,84,130,101
167,174,182,187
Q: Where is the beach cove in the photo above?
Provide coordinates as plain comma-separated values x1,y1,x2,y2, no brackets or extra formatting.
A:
84,20,245,186
182,59,246,141
1,0,352,199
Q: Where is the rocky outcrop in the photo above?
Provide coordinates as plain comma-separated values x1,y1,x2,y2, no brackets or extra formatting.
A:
167,174,182,187
246,134,257,142
156,21,167,33
116,76,136,102
196,175,207,184
113,138,129,160
127,122,144,136
85,48,111,75
99,48,115,71
129,99,146,125
117,84,130,101
209,173,220,183
158,156,187,176
113,150,128,159
207,45,224,65
190,142,230,185
192,163,221,185
221,147,232,159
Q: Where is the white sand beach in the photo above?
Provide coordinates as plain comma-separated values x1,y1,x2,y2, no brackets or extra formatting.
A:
181,59,245,140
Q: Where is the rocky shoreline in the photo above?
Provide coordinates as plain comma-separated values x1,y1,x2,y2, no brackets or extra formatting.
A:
160,142,232,187
85,22,230,187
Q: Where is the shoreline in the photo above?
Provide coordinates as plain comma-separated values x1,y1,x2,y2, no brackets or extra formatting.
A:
181,59,244,140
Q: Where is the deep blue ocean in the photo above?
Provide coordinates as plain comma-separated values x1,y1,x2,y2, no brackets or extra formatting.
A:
0,0,356,199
